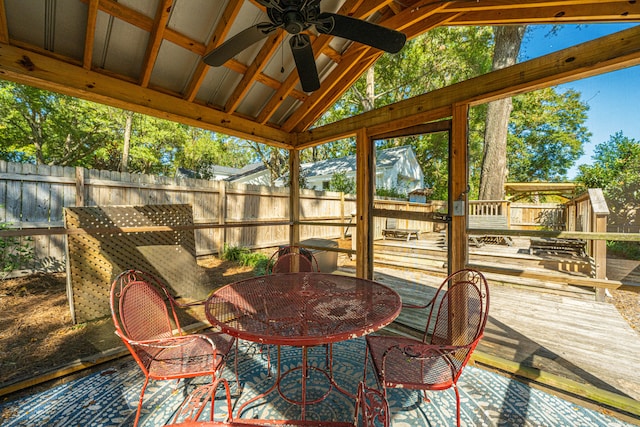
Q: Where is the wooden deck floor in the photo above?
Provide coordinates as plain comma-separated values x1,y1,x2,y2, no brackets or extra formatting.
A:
340,236,640,412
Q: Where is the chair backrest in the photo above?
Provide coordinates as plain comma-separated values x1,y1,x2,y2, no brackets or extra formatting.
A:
269,246,319,273
110,270,181,366
423,269,489,376
356,382,390,427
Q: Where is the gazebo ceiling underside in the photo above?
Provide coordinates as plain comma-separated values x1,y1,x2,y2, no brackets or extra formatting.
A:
0,0,639,150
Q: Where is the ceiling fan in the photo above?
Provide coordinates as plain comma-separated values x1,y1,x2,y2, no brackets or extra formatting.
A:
203,0,407,92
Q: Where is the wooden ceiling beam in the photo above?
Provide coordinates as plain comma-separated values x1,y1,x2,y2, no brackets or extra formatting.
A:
140,0,173,88
0,2,7,44
295,25,640,147
83,0,99,70
0,43,292,147
447,2,640,25
184,0,244,102
85,0,206,56
440,0,633,13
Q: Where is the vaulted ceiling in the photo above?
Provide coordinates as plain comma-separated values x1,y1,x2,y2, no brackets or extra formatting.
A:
0,0,639,148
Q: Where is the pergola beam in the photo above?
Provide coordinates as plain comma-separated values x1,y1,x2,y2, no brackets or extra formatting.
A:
0,43,292,147
296,24,640,148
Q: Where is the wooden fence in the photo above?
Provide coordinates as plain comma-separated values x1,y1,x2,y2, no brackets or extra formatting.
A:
0,160,356,275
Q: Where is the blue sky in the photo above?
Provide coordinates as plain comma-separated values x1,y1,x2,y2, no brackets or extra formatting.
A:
520,24,640,179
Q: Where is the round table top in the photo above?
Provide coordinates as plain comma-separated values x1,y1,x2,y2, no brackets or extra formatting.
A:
204,272,402,346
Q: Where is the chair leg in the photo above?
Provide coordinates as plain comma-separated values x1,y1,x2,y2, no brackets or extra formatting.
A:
454,384,461,427
233,340,241,395
134,377,150,427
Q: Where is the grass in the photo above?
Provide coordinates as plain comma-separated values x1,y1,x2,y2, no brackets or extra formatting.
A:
221,244,271,275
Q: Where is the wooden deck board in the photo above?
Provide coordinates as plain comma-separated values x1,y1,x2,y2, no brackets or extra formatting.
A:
365,265,640,402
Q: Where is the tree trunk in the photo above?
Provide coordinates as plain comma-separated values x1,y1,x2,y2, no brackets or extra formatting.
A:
478,25,526,200
364,67,375,111
121,111,133,172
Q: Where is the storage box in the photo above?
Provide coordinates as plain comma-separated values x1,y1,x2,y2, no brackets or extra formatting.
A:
300,238,339,273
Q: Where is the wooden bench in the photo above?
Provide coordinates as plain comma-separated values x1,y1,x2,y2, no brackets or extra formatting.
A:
529,237,587,257
468,215,514,246
382,218,420,241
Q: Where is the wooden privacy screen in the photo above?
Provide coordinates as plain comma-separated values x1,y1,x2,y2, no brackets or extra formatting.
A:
64,204,213,323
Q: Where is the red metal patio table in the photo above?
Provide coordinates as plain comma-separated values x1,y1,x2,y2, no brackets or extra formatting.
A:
204,272,402,426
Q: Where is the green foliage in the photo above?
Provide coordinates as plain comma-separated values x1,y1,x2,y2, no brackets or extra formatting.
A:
376,187,406,199
0,223,34,280
221,244,249,262
328,172,355,194
221,244,270,274
576,132,640,234
174,129,253,178
507,88,589,181
607,241,640,260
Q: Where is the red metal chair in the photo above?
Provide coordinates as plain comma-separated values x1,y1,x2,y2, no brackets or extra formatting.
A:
268,245,319,273
110,269,237,427
355,382,390,427
363,268,490,427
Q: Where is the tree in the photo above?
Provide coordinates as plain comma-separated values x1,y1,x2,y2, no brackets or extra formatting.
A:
174,129,253,178
328,172,356,194
507,88,589,181
577,132,640,233
0,82,116,166
478,25,526,200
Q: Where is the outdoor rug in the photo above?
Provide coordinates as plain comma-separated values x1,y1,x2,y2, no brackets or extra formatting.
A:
0,338,634,426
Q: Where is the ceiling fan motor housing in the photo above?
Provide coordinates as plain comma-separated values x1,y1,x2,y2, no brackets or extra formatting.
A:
267,0,320,34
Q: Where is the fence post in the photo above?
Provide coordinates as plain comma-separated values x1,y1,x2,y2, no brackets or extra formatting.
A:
75,167,85,207
218,180,226,256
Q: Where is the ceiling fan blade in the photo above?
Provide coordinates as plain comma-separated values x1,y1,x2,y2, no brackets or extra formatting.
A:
203,24,275,67
290,34,320,92
315,13,406,53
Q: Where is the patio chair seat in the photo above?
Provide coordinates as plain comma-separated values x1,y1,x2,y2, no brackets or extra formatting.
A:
366,336,457,389
147,333,234,378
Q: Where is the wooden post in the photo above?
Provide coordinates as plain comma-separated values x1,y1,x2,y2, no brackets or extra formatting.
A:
589,188,609,301
217,180,226,256
75,166,85,207
356,128,374,279
340,191,345,234
449,103,469,274
289,149,300,247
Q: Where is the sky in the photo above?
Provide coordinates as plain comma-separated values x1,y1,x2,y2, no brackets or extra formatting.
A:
520,24,640,179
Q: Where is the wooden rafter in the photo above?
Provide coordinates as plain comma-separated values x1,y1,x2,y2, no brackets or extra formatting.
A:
184,0,244,102
83,0,99,70
140,0,174,88
225,30,286,113
0,0,8,44
446,2,640,25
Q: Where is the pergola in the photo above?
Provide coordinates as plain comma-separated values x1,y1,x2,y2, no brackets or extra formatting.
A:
1,0,639,279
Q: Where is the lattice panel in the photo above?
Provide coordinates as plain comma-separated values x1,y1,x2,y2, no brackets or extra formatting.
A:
64,204,209,323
